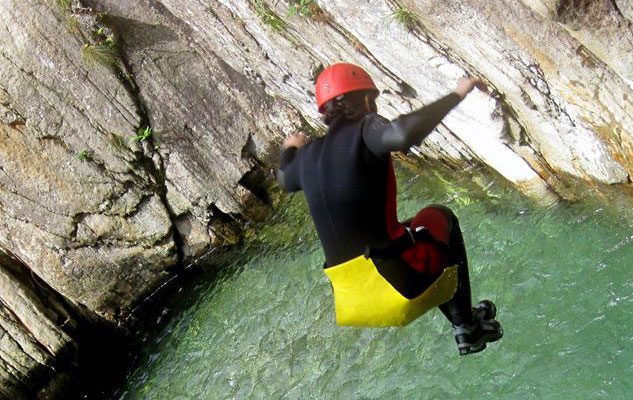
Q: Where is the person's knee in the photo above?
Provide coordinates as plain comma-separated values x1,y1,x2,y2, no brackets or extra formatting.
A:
410,205,454,244
425,204,456,220
423,204,458,231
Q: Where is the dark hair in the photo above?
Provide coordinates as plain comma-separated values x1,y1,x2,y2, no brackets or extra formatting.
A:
322,89,378,126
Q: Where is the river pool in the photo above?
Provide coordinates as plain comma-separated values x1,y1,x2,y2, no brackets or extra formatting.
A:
115,162,633,399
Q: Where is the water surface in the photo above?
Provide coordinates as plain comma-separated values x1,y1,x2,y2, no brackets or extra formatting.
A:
116,163,633,399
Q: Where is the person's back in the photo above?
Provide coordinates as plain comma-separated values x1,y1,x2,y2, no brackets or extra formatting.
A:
277,62,503,355
283,117,395,266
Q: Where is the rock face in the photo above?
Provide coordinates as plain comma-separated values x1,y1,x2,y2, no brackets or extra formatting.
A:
0,249,76,399
0,0,631,397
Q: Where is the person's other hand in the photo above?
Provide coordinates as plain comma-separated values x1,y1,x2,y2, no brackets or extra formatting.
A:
455,77,487,99
282,132,309,150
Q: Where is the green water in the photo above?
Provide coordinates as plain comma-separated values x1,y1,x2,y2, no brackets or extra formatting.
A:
116,164,633,399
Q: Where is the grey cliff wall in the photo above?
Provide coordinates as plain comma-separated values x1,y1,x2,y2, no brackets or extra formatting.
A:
0,0,631,397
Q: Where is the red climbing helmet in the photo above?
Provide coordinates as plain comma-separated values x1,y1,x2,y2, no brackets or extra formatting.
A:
315,63,378,113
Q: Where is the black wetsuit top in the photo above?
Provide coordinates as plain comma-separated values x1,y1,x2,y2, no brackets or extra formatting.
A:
278,93,462,268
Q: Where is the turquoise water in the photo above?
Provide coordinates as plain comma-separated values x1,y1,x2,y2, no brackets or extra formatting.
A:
116,163,633,399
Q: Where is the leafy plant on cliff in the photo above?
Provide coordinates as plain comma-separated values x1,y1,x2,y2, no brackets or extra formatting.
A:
391,5,419,31
77,149,89,161
81,22,121,69
134,126,153,142
287,0,313,17
252,0,288,32
286,0,330,22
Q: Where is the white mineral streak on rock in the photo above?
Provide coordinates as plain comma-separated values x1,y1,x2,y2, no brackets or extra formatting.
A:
448,92,549,189
322,0,550,196
397,0,631,185
163,0,475,166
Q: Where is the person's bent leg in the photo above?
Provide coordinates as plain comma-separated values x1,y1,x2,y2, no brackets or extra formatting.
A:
418,205,502,354
440,207,474,326
406,205,473,323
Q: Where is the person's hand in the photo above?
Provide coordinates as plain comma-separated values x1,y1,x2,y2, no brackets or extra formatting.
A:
455,77,487,99
282,132,309,150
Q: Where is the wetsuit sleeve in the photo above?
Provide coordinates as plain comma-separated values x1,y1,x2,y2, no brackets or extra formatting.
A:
276,146,302,192
362,92,462,157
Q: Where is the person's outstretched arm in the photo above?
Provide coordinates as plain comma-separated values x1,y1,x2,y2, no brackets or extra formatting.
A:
363,77,485,157
276,133,308,192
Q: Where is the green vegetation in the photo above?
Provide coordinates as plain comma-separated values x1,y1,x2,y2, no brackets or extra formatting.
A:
287,0,329,22
80,22,121,69
78,150,89,161
109,133,128,151
391,5,419,31
66,15,80,35
287,0,314,17
252,0,287,32
134,126,153,142
82,43,119,68
57,0,71,12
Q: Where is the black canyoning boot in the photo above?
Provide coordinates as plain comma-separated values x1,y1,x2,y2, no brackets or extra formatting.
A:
453,319,503,355
473,299,496,321
454,300,502,356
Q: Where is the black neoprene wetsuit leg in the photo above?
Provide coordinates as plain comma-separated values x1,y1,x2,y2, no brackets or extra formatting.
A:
435,208,474,326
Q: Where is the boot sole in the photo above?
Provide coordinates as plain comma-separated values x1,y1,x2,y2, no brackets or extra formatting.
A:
458,322,503,355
